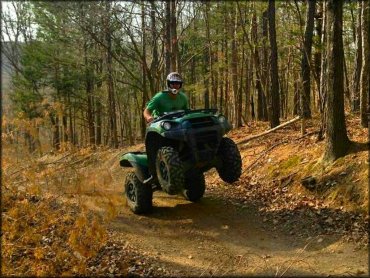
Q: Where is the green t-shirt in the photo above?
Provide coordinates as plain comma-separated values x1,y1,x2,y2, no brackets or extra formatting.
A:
146,90,189,117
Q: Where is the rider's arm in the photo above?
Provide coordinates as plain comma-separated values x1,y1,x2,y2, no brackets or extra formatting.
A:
144,93,161,123
183,92,189,110
143,108,154,123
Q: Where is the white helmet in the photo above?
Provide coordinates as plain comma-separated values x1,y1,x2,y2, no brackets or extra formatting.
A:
166,72,183,94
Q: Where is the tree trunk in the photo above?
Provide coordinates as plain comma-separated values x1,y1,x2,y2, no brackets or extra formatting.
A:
279,75,286,119
105,2,118,148
284,48,293,117
165,1,171,73
203,48,210,109
300,0,316,119
62,113,68,144
95,57,103,146
293,79,300,116
351,1,362,112
84,41,95,146
323,0,350,161
208,3,217,109
24,131,34,153
96,100,102,145
203,2,210,109
223,7,229,119
313,2,323,109
141,3,148,139
318,0,328,141
212,41,218,109
360,0,369,128
268,0,280,128
231,4,239,127
68,92,75,145
239,34,246,125
261,9,269,121
50,114,60,150
251,12,266,121
116,92,125,146
343,55,351,106
170,0,178,72
150,1,160,95
245,54,253,121
219,35,224,114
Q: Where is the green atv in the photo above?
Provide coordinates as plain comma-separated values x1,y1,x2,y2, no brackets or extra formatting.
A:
119,109,242,214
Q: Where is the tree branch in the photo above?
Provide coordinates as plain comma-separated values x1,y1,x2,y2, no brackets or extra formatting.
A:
237,116,301,145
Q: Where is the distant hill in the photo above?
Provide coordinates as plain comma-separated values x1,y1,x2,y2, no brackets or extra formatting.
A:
2,41,21,116
2,42,12,84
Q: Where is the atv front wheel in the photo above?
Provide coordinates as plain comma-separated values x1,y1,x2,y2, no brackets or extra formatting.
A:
183,173,205,202
216,137,242,183
124,172,153,214
156,146,185,195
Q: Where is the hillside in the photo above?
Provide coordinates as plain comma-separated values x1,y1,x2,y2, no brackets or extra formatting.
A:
2,113,368,276
1,41,18,116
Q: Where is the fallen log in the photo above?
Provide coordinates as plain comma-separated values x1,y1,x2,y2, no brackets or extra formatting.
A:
236,116,301,145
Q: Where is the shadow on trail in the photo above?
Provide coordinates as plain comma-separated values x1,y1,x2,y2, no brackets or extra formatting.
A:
149,195,230,220
348,141,369,155
111,190,357,253
109,189,368,276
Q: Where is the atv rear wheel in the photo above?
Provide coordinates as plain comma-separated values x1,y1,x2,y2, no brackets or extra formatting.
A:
156,146,185,195
183,173,205,202
125,172,153,214
216,137,242,183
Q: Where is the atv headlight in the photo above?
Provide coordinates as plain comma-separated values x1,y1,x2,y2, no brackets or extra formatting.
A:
218,115,226,123
162,121,172,130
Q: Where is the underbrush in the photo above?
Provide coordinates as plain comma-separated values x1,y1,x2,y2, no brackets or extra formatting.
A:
236,113,368,215
2,113,368,274
2,145,121,276
2,188,107,275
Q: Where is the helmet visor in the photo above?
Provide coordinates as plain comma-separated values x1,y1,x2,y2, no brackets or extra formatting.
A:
169,81,182,85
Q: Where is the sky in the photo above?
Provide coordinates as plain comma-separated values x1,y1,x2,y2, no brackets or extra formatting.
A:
1,1,16,41
1,1,38,42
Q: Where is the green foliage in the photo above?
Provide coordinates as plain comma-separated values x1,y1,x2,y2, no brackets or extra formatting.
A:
281,155,301,170
267,154,302,179
2,0,362,151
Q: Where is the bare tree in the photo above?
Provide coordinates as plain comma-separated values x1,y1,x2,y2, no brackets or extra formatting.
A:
170,0,178,72
140,2,149,138
231,4,240,127
351,1,362,112
104,1,118,148
165,1,171,73
268,0,280,128
323,0,350,161
318,0,328,141
300,0,316,119
150,1,160,95
360,0,369,128
203,1,210,109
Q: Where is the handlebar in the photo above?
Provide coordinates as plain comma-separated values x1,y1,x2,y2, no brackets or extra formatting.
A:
151,108,218,123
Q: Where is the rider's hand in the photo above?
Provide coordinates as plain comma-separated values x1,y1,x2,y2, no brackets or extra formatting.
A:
146,116,154,123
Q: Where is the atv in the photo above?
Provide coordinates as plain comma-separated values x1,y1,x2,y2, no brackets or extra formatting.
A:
119,109,242,214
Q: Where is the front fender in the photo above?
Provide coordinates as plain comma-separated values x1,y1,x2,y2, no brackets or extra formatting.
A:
119,152,150,183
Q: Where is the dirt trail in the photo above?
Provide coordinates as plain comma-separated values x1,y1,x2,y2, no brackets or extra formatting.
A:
97,117,368,276
108,187,368,277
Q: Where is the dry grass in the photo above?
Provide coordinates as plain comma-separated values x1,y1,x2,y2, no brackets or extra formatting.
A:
1,142,123,276
234,112,368,215
2,112,368,275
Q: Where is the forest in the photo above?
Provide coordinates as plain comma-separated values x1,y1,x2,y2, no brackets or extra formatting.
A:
2,0,368,159
1,1,369,276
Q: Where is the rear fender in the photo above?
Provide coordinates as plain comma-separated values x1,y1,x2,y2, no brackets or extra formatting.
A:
119,152,150,183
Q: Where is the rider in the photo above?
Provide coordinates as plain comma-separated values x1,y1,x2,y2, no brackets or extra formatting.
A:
143,72,189,123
